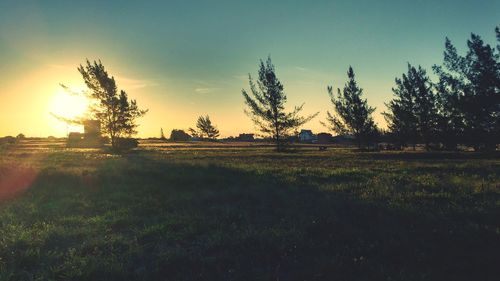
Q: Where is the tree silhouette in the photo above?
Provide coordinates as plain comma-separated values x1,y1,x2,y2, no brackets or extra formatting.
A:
496,26,500,50
169,129,191,141
189,115,220,140
323,67,377,149
434,70,464,150
160,128,166,140
383,64,437,150
77,59,148,150
242,57,318,151
433,31,500,151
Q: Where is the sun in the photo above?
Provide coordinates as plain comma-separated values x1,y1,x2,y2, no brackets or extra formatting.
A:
48,86,91,135
50,87,90,120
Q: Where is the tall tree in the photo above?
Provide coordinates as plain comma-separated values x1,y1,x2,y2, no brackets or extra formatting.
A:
77,59,147,150
433,32,500,151
242,57,318,151
434,70,464,150
323,66,377,148
383,64,437,150
189,115,220,140
496,26,500,51
160,128,166,140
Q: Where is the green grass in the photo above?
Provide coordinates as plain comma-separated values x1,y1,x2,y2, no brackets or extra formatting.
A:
0,142,499,280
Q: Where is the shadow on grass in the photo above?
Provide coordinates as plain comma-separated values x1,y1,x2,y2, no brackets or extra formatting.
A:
364,150,500,161
0,152,498,281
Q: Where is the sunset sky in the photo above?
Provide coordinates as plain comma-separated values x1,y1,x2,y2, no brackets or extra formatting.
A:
1,0,499,138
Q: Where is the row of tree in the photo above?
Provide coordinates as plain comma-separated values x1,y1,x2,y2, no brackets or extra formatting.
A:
65,27,498,152
383,29,500,151
242,27,500,151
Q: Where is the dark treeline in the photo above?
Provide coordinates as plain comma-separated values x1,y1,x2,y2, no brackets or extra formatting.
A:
241,27,499,152
381,28,500,151
44,27,499,152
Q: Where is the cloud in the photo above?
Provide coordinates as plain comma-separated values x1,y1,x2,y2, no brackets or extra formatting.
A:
294,66,308,71
48,64,74,70
232,74,249,81
194,87,218,94
49,64,159,90
116,76,158,90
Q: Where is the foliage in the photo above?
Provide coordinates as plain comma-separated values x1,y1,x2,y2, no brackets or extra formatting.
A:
383,64,438,149
433,31,500,151
189,115,220,140
323,67,377,148
114,138,139,150
169,129,191,141
242,57,318,151
77,60,148,150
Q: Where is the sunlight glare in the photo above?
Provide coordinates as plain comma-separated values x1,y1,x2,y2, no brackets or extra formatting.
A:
48,87,90,135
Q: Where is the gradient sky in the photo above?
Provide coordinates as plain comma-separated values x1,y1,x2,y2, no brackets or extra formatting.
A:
1,0,499,138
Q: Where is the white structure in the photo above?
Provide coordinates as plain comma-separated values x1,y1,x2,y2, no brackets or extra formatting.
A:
298,129,316,142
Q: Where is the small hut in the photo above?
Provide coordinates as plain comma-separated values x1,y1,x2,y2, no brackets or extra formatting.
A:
67,120,104,148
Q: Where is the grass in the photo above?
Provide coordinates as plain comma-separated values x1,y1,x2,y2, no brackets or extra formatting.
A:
0,140,499,280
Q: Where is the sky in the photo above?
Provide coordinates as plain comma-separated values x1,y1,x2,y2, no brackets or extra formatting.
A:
0,0,499,138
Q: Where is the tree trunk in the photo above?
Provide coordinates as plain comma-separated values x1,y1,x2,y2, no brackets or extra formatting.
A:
275,122,281,152
111,135,116,150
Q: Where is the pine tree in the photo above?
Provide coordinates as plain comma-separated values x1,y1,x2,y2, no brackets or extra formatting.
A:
77,59,148,150
496,26,500,51
433,32,500,151
323,66,377,149
242,57,318,151
190,115,220,140
434,78,463,150
383,64,437,150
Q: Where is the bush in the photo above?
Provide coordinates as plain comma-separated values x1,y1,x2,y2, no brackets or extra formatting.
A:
115,138,139,150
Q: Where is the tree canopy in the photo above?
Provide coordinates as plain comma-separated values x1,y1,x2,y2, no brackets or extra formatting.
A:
77,59,148,150
189,115,220,140
242,57,317,151
383,64,437,149
323,67,377,148
433,32,500,150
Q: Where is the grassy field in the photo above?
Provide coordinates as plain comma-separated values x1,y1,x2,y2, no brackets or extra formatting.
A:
0,140,499,281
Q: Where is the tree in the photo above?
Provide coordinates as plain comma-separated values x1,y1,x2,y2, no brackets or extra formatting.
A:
496,26,500,51
383,64,437,150
434,72,464,150
170,129,191,141
242,57,318,151
323,66,377,148
77,60,148,150
160,128,166,140
189,115,220,140
433,32,500,151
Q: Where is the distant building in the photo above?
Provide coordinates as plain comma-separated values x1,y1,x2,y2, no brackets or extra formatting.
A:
67,119,104,148
0,136,16,144
237,133,254,142
190,136,202,141
83,120,101,137
68,132,84,141
298,129,316,142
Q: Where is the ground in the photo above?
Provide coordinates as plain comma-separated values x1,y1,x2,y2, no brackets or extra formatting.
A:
0,140,499,281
